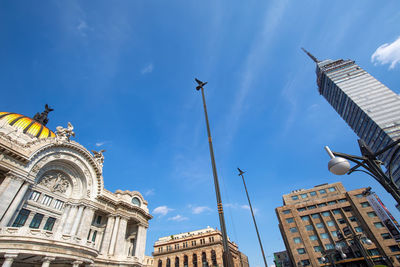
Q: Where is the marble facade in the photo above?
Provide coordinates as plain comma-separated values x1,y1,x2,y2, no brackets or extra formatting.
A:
0,112,152,266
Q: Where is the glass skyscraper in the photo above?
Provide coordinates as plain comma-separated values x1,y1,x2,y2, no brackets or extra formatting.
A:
304,49,400,186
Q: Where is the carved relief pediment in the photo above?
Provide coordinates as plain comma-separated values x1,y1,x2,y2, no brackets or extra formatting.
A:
39,172,70,194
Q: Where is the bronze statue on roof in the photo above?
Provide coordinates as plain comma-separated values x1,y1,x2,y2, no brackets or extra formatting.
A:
33,104,54,126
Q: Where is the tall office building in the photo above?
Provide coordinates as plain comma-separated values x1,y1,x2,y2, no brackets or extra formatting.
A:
276,182,400,266
304,50,400,185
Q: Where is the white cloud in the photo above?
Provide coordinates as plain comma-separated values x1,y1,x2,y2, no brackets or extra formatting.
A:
371,36,400,69
168,215,189,222
141,63,154,74
95,142,105,147
153,206,173,216
240,204,259,214
192,206,212,214
144,189,155,196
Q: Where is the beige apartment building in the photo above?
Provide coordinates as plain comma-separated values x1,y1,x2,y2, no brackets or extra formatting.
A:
276,182,400,266
152,227,249,267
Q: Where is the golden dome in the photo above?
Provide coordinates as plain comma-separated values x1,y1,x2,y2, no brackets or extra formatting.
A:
0,112,55,139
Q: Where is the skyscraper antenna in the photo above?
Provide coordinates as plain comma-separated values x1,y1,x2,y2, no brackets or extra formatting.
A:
301,48,319,63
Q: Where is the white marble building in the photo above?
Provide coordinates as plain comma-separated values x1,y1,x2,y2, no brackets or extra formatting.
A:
0,110,152,267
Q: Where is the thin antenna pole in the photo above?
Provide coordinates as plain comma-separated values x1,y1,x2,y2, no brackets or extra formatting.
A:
238,169,268,267
196,80,232,267
301,47,319,63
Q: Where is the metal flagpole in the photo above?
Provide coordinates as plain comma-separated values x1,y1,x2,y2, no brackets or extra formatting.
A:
237,168,268,267
195,78,232,267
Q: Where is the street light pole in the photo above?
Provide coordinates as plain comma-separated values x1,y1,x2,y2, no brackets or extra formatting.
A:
195,78,232,267
325,139,400,207
237,168,268,267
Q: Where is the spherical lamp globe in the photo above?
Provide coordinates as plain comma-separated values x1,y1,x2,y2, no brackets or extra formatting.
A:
328,157,351,175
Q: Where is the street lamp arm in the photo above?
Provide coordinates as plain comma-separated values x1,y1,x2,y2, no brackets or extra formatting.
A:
332,151,366,161
374,138,400,157
348,169,379,179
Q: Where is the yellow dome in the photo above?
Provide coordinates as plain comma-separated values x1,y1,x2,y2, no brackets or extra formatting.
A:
0,112,55,139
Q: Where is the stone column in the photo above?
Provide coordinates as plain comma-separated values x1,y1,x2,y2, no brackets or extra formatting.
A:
56,204,71,233
64,205,78,234
108,216,120,255
72,260,83,267
114,217,128,257
70,205,85,236
77,207,95,239
99,216,115,254
0,175,23,219
1,254,18,267
0,182,30,227
41,257,55,267
188,254,193,267
134,224,147,261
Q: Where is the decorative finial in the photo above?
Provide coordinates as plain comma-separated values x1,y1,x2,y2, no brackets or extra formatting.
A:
33,104,54,126
301,48,319,63
195,78,208,90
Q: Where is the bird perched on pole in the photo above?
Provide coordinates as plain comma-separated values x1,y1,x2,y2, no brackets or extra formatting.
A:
195,78,208,90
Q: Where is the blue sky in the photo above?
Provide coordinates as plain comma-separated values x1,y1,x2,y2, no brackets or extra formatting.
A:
1,1,400,266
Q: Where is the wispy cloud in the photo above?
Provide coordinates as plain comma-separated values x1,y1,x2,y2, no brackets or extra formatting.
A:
191,206,212,214
77,19,89,36
168,215,189,222
141,63,154,74
240,204,259,214
371,36,400,69
225,203,259,214
96,142,105,147
144,189,155,196
153,206,173,216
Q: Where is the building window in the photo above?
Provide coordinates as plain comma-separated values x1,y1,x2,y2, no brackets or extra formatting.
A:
131,197,141,207
318,203,327,207
193,254,197,267
349,216,357,222
338,199,347,203
328,201,336,205
297,207,306,212
290,227,298,233
367,211,377,217
293,237,301,244
305,225,313,231
381,233,392,240
355,193,363,198
43,217,56,231
328,187,336,192
310,191,317,196
327,221,335,227
374,222,384,228
316,223,324,229
211,251,217,267
389,245,400,252
314,246,322,252
368,249,380,256
53,199,64,210
282,209,291,214
301,216,309,221
12,209,30,227
355,226,363,233
311,214,320,219
343,206,352,212
96,215,102,224
325,244,334,249
291,195,299,200
322,211,330,217
331,231,337,237
92,230,97,242
41,195,53,206
175,257,180,267
310,235,318,241
301,193,308,199
297,248,306,255
338,218,346,224
29,191,41,202
319,189,327,194
361,202,370,207
29,213,44,229
159,260,163,267
286,218,294,223
332,209,341,215
300,260,310,266
307,205,316,210
320,233,329,239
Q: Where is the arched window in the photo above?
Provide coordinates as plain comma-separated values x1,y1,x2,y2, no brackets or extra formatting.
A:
211,250,217,267
158,260,162,267
131,197,141,207
92,230,97,242
167,258,171,267
202,252,208,267
184,255,188,267
175,256,180,267
193,254,197,267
